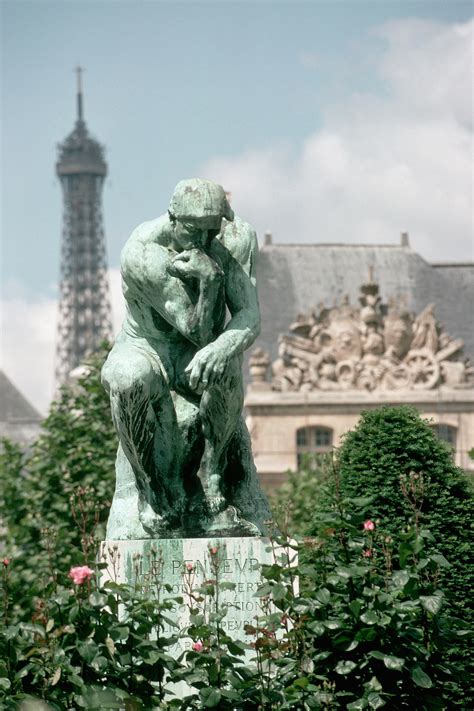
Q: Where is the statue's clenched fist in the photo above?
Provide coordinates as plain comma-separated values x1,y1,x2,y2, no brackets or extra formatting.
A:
167,249,223,282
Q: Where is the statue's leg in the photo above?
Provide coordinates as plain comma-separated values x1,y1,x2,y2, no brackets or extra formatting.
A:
198,355,244,513
102,341,185,532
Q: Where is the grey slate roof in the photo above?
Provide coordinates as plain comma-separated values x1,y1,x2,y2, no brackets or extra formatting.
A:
249,241,474,376
0,370,42,443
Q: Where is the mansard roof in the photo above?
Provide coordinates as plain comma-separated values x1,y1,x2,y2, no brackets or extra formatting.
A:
0,371,42,444
0,371,41,423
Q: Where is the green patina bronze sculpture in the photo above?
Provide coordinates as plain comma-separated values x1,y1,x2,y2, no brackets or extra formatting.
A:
102,179,271,539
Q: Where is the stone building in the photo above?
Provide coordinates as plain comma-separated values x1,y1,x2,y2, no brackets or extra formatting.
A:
245,235,474,490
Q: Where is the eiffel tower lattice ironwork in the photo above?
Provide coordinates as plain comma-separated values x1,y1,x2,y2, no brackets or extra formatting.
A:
55,68,112,384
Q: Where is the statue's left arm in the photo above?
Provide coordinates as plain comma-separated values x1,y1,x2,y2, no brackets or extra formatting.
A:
185,220,260,390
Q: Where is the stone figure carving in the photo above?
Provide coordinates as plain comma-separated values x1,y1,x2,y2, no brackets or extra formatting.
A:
250,273,474,393
103,179,271,539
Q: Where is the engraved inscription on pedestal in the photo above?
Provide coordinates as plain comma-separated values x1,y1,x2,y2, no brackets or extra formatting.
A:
101,537,277,648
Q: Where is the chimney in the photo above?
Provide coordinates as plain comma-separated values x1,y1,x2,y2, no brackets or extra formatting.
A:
264,231,272,246
400,231,409,247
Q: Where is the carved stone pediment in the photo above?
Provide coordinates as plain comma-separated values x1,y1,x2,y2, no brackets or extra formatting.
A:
249,275,474,393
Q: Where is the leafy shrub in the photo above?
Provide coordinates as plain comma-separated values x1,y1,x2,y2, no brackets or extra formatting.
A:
0,475,464,710
330,406,473,706
1,372,470,708
0,346,117,620
270,454,330,536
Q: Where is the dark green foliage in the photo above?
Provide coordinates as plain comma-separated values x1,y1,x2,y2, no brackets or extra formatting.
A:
331,405,473,705
256,494,463,710
0,492,463,709
270,454,330,536
0,346,117,618
1,379,471,707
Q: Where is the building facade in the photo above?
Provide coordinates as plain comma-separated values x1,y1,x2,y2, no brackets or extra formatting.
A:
246,236,474,490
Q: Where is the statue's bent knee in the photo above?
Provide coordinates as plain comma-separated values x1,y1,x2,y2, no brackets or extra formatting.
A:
102,355,160,401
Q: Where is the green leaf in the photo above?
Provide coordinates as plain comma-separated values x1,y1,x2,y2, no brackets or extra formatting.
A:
369,651,403,670
111,625,129,641
366,676,382,692
411,666,433,688
227,640,247,656
429,553,450,568
293,677,310,688
356,627,378,642
89,592,107,608
347,699,368,710
349,600,362,618
346,640,359,651
420,592,443,615
200,688,222,707
315,587,331,605
272,582,287,601
78,640,98,663
255,583,272,597
218,581,236,591
398,541,414,567
346,496,376,508
360,610,378,625
391,570,410,588
335,660,357,675
368,692,386,709
323,619,341,630
308,621,325,636
0,678,11,691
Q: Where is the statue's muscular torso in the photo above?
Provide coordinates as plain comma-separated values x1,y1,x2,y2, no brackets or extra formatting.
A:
119,214,259,357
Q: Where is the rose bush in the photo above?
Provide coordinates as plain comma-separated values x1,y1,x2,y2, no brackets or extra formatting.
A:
0,473,465,710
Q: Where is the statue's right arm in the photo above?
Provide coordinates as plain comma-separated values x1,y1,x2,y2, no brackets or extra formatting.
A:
120,221,220,347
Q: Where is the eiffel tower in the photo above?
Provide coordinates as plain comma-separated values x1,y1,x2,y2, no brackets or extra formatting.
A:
55,68,112,384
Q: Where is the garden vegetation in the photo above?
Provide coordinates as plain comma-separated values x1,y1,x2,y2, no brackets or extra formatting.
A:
0,352,472,709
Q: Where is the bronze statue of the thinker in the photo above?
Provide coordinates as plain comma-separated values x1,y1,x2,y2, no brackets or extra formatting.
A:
102,179,270,538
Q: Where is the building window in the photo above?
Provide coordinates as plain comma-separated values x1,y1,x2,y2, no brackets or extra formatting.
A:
296,426,333,469
431,424,457,450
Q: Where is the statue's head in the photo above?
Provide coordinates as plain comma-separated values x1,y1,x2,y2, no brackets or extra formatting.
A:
168,178,234,250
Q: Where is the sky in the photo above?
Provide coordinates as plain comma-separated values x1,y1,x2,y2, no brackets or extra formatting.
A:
1,0,473,413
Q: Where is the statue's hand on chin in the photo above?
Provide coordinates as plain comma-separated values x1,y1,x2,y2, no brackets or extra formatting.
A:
168,249,223,281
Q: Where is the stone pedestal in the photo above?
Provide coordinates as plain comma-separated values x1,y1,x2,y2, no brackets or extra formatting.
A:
100,537,278,650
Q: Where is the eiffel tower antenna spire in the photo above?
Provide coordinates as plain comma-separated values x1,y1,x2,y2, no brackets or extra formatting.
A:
75,65,84,121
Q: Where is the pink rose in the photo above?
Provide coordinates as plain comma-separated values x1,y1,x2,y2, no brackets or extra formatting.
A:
2,558,10,567
363,549,373,558
185,562,194,572
192,641,203,652
209,546,218,556
363,520,375,531
68,565,94,585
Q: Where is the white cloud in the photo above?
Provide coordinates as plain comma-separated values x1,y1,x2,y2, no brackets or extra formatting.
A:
201,18,473,262
0,268,125,415
109,267,126,335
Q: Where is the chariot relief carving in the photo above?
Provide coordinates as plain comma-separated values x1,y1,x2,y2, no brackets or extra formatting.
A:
249,274,473,393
